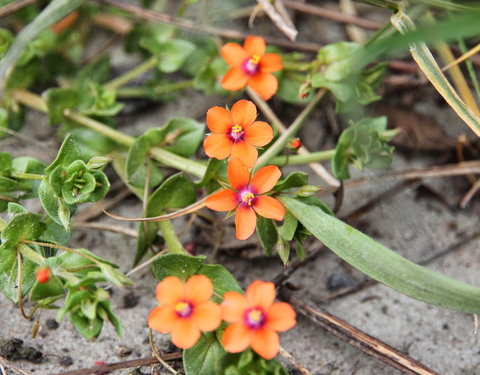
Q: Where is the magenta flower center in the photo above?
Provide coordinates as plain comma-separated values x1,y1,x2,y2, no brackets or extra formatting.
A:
244,307,266,329
230,124,244,141
243,54,260,75
240,190,255,206
174,300,193,318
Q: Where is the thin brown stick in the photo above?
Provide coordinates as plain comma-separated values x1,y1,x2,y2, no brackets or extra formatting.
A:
256,0,297,41
282,291,441,375
52,353,182,375
0,0,36,18
74,188,132,222
96,0,320,52
279,346,312,375
0,356,31,375
282,0,382,30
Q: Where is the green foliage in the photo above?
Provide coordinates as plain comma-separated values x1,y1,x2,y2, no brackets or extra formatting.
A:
0,244,36,302
256,217,278,255
332,116,394,180
184,331,226,375
216,350,288,375
273,171,308,191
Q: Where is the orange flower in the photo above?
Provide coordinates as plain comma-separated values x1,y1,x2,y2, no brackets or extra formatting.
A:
221,36,282,100
203,100,273,168
148,275,222,349
35,268,50,283
206,158,285,240
221,280,296,359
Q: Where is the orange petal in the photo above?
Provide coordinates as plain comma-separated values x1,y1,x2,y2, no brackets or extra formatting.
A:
206,106,233,133
245,280,275,310
221,42,248,67
250,328,279,360
156,276,184,305
227,158,250,191
206,189,238,212
244,121,273,147
148,306,178,333
185,274,213,304
191,301,222,332
222,322,252,353
221,291,249,323
203,134,232,160
231,100,257,127
248,72,278,100
222,67,249,91
231,141,258,168
250,165,281,194
265,302,296,332
243,36,266,57
260,53,282,73
171,319,201,349
253,196,285,221
235,205,257,240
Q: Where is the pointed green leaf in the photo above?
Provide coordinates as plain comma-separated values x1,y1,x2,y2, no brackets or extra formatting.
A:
151,253,205,282
1,212,45,245
184,331,227,375
256,217,278,255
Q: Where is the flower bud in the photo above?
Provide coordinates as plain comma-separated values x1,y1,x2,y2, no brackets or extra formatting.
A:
36,268,50,283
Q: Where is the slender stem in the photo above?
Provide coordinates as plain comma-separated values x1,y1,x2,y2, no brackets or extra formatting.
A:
116,79,194,98
22,240,100,265
256,89,327,167
104,56,158,90
17,252,30,320
148,329,179,375
11,171,45,180
158,220,186,254
271,150,336,165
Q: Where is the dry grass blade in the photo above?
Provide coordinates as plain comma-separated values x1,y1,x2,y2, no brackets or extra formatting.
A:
0,0,37,18
256,0,297,41
442,44,480,72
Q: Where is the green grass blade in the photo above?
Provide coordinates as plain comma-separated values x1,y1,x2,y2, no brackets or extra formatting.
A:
391,10,480,137
280,196,480,314
0,0,85,95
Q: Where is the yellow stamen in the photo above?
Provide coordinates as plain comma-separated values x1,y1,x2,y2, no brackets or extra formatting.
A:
232,124,243,134
175,301,190,313
242,192,255,206
248,309,263,323
249,54,260,64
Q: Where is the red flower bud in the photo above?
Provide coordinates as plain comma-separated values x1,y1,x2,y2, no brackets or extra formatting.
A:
35,268,50,283
287,138,301,150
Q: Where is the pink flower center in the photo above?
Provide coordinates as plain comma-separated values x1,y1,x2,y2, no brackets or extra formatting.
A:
244,307,265,329
240,190,255,206
230,124,244,142
174,300,193,318
242,54,260,75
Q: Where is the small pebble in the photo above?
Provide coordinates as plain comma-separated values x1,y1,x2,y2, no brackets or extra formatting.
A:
122,292,140,309
45,319,59,330
116,345,132,357
326,273,357,291
59,356,73,367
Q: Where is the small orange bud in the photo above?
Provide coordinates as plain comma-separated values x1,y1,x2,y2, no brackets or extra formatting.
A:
288,138,301,150
36,268,50,283
51,11,79,34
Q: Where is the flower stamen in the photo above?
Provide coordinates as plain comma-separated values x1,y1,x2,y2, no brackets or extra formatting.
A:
230,124,244,141
241,192,255,206
244,307,265,329
243,54,261,75
175,301,193,318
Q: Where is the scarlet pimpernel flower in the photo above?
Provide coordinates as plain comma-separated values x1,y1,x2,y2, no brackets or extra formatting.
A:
221,280,296,360
203,99,273,168
206,158,285,240
148,275,221,349
221,36,282,100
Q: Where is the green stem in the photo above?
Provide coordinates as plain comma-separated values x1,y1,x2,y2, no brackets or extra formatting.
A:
256,89,327,168
271,149,335,165
356,0,399,11
158,220,186,255
116,80,194,98
11,172,45,180
104,57,158,90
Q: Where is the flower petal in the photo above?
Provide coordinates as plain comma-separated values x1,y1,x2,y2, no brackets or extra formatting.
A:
231,100,257,127
231,141,258,168
148,306,178,333
250,165,281,194
245,280,275,310
248,72,278,100
221,42,248,67
185,274,214,304
235,205,257,240
192,301,222,332
156,276,184,305
253,196,285,221
206,189,238,212
260,53,282,73
222,322,252,353
243,36,266,57
227,157,250,191
171,319,201,349
203,134,232,160
250,328,280,360
244,121,273,147
222,67,249,91
221,291,249,323
206,106,233,133
265,302,296,332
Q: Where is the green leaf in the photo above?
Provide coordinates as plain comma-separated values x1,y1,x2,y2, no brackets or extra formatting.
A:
1,212,46,245
0,245,36,302
216,350,289,375
195,158,225,189
151,253,205,282
276,239,290,266
29,274,64,301
98,300,122,336
0,152,11,172
44,134,82,173
184,331,227,375
157,39,196,73
162,117,205,158
70,312,103,339
38,179,75,231
277,211,297,241
273,171,308,191
281,196,480,314
256,217,278,255
197,263,243,301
